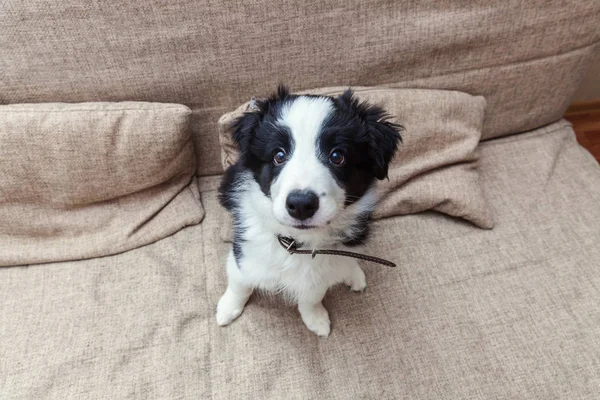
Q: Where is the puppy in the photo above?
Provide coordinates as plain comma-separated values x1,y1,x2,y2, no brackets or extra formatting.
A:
216,86,402,336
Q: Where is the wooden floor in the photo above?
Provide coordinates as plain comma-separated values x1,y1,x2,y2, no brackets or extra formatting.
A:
564,100,600,162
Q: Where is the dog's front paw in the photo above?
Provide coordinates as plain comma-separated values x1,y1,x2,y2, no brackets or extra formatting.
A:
299,302,331,337
345,266,367,292
216,291,247,326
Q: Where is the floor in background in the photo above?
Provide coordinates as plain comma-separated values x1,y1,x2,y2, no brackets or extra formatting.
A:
565,100,600,162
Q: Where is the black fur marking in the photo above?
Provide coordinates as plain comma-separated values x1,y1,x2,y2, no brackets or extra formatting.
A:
342,212,372,247
218,163,247,265
218,163,243,212
230,88,295,197
232,239,243,263
319,89,403,205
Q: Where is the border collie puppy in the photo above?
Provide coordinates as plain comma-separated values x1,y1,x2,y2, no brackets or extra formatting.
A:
217,86,402,336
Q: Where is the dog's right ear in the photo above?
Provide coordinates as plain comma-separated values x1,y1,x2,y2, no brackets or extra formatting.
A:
231,85,290,154
336,88,403,180
231,111,261,154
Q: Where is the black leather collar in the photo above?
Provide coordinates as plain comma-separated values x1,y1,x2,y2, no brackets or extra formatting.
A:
277,235,396,268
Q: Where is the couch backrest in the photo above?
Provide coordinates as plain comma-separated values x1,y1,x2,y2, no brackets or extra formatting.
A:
1,0,599,175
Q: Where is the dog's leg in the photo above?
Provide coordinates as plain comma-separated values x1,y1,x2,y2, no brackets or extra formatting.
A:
216,251,253,326
343,260,367,292
298,287,330,337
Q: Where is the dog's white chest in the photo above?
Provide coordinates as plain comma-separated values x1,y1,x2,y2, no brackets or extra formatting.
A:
237,236,346,300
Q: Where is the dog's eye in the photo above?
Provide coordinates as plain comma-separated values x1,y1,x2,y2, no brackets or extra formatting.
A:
273,149,287,165
329,149,345,166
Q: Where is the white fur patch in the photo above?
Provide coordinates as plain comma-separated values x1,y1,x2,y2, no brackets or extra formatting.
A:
270,96,345,229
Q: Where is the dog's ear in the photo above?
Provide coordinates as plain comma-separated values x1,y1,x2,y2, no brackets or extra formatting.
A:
364,106,403,180
232,85,292,153
231,111,261,155
276,84,290,100
336,89,403,180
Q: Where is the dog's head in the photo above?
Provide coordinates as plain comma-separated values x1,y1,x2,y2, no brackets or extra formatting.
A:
232,85,402,231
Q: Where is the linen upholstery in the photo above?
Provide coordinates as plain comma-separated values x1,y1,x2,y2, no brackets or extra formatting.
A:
0,102,204,266
1,0,599,175
1,1,600,398
219,87,493,230
2,121,599,399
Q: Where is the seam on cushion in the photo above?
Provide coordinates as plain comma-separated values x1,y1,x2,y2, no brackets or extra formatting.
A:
199,188,218,194
198,175,225,183
199,195,213,399
380,40,599,90
4,175,196,242
183,43,598,134
192,105,229,112
128,175,198,238
0,181,202,266
318,86,478,99
478,120,573,148
181,43,600,114
186,183,206,220
10,171,196,214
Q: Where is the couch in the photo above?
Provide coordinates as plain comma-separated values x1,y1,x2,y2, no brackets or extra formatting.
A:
2,1,600,398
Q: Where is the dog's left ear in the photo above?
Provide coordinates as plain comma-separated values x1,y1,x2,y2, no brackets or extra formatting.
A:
336,89,403,180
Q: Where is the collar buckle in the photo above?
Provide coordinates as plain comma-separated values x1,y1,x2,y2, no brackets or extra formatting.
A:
277,236,298,253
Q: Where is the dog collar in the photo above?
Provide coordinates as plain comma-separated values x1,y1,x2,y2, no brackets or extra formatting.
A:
276,235,396,268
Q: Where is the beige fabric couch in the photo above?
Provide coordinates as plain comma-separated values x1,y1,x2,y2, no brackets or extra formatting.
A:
1,1,600,398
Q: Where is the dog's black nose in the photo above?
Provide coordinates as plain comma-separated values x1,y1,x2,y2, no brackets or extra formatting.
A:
286,190,319,220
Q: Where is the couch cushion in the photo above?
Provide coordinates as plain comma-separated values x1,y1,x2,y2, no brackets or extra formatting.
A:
0,102,203,266
1,1,598,174
219,87,494,229
1,120,599,399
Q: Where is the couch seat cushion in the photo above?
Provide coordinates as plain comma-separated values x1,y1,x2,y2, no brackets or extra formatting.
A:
1,120,599,399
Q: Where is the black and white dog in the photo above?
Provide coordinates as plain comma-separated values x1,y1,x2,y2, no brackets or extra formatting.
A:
217,86,402,336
